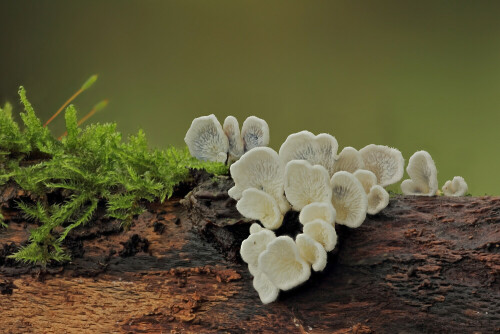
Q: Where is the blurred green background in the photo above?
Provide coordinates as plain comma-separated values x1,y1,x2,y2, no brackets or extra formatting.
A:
1,1,499,195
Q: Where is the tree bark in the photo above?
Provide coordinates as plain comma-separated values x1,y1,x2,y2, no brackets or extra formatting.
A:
0,173,499,333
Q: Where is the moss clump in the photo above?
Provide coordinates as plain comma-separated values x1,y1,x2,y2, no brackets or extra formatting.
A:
0,86,227,265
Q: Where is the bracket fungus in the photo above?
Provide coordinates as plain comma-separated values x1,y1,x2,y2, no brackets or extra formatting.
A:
367,185,390,215
303,219,337,252
240,229,276,269
353,169,378,194
296,233,328,272
236,188,283,230
258,236,311,291
253,270,280,304
331,171,368,228
229,147,289,213
401,150,438,196
279,131,339,176
442,176,468,197
184,114,229,163
284,160,332,211
223,116,244,163
241,116,270,152
332,146,365,174
299,202,336,225
359,144,404,187
249,223,265,234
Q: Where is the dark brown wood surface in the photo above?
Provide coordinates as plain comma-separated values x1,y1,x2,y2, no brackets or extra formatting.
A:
0,173,499,333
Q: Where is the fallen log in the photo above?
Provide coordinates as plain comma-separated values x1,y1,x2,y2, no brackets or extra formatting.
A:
0,173,499,333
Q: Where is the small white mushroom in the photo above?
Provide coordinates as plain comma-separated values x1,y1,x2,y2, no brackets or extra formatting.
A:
236,188,284,230
299,202,336,226
401,150,438,196
303,219,337,252
333,147,365,174
353,169,378,194
258,236,311,291
241,116,270,152
229,147,290,213
240,229,276,268
253,270,280,304
279,131,339,177
331,171,368,228
367,185,390,215
184,114,229,163
284,160,332,211
359,144,404,187
296,233,327,272
249,223,265,234
442,176,468,197
223,116,244,163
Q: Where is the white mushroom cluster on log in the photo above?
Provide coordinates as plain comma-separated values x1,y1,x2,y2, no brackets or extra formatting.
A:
183,116,470,304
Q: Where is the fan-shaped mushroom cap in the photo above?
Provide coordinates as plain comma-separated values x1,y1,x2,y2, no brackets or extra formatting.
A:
299,202,336,226
279,131,339,177
331,171,368,228
236,188,284,230
249,223,265,234
240,229,276,268
184,114,229,162
359,144,404,187
253,270,280,304
303,219,337,252
367,185,390,215
296,233,328,271
354,169,378,194
284,160,332,211
333,147,365,174
442,176,468,197
258,236,311,291
241,116,270,152
401,150,438,196
223,116,244,163
229,147,289,213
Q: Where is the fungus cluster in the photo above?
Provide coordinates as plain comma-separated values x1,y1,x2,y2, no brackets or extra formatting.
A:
184,116,469,304
401,150,468,197
228,130,403,303
184,115,269,164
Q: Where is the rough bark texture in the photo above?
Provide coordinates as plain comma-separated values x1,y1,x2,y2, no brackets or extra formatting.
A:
0,173,499,333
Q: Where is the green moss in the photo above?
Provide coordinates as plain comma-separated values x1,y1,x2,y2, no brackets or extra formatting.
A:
0,87,227,265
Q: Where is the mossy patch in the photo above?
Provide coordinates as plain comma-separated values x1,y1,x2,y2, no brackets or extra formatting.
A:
0,86,227,265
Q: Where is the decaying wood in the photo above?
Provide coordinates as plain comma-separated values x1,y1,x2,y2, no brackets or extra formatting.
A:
0,172,499,333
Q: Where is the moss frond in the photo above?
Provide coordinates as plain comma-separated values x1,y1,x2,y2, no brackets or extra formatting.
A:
1,85,228,265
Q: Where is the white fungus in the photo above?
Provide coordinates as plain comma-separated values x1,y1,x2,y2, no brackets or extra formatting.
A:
359,144,404,187
253,270,280,304
299,202,336,226
279,131,339,177
184,114,229,163
333,147,365,174
229,147,289,213
249,223,265,234
401,150,438,196
442,176,468,197
303,219,337,252
367,185,390,215
236,188,283,230
296,233,328,272
241,116,270,152
284,160,332,211
240,229,276,268
353,169,378,194
258,236,311,291
223,116,244,163
330,171,368,228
